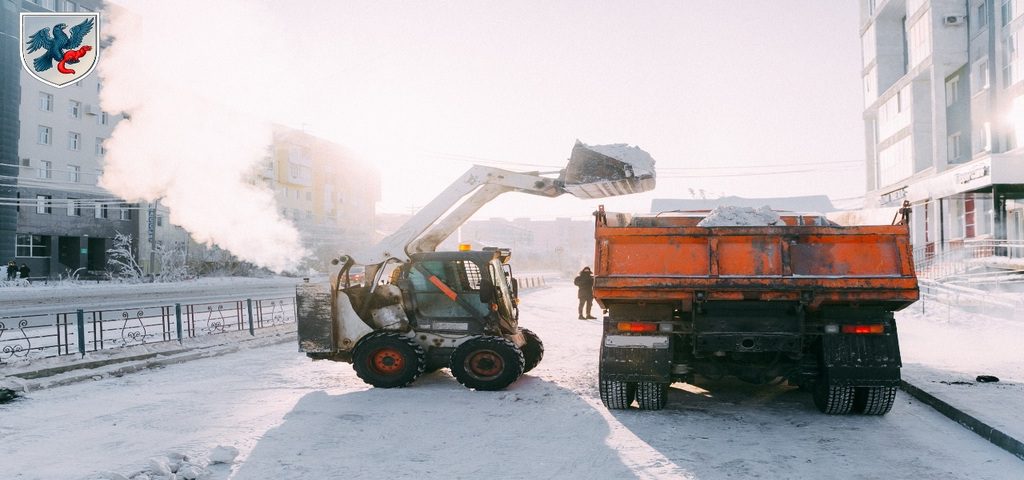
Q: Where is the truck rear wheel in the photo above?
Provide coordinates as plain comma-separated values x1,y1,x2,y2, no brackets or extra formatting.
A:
519,328,544,373
450,336,525,391
813,382,856,414
853,386,897,415
599,379,636,409
352,332,426,388
636,382,669,410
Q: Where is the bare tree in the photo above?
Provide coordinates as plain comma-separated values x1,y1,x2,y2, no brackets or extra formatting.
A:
106,232,143,282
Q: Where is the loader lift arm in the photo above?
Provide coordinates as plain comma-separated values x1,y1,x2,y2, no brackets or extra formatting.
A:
347,141,656,266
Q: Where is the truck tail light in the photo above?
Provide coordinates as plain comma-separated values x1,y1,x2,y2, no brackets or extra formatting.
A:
841,324,885,334
617,322,657,333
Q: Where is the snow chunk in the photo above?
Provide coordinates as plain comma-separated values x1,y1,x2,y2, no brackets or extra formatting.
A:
147,457,172,477
208,445,239,464
697,205,782,227
583,143,656,177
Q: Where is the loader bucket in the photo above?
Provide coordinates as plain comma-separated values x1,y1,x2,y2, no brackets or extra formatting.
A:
561,140,656,199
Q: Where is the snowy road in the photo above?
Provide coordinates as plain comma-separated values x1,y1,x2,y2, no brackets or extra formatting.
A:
1,283,1022,479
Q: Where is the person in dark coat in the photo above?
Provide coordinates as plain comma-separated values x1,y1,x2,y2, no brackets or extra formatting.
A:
573,266,596,319
6,260,16,281
19,264,31,281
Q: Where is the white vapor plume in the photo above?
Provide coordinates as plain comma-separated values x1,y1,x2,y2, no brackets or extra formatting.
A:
97,1,311,272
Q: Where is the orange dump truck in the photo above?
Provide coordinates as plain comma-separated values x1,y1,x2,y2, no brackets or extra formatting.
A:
593,205,919,415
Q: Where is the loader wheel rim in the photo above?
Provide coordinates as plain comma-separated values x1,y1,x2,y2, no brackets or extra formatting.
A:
466,350,503,379
370,347,405,375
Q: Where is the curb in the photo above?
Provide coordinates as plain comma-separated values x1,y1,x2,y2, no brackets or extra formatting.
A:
900,379,1024,461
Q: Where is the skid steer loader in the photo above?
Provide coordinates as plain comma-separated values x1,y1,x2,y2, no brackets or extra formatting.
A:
296,141,656,390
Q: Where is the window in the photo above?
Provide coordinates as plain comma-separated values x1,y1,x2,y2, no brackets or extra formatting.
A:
39,92,53,111
67,198,81,216
979,1,989,30
975,58,991,91
64,1,77,11
946,75,960,106
20,158,30,167
40,0,55,10
35,195,52,214
15,234,50,258
1003,0,1022,26
119,204,132,221
69,100,81,119
99,112,108,125
305,191,312,201
95,202,108,219
38,160,52,179
981,122,993,152
948,133,962,161
68,164,80,182
95,138,106,156
38,125,52,145
68,132,81,150
156,215,163,227
1004,32,1020,86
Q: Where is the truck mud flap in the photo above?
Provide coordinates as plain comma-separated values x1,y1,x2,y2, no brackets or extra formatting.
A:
599,335,672,383
820,331,902,387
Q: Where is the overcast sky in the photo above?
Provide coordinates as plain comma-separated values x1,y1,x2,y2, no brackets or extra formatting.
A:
109,1,867,220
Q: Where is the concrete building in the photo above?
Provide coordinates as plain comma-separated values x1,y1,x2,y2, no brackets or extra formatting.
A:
860,0,1024,256
261,126,380,268
3,0,137,279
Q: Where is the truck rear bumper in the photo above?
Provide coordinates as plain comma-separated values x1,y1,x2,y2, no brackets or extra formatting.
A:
600,335,672,382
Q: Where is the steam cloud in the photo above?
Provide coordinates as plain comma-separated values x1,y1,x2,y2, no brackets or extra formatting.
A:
97,1,311,272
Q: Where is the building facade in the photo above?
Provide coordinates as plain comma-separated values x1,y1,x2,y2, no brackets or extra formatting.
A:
261,127,380,269
5,0,138,279
861,0,1024,255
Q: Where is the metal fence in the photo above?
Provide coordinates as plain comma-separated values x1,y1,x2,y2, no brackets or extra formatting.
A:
913,239,1024,280
0,297,296,366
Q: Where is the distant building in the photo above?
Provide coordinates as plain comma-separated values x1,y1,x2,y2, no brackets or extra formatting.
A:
260,126,380,267
2,0,137,279
859,0,1024,254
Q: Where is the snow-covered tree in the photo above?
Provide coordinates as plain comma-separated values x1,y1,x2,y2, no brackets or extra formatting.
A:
106,232,143,282
155,241,192,282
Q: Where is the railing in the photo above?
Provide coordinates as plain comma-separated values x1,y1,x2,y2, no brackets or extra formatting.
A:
913,239,1024,281
0,296,296,366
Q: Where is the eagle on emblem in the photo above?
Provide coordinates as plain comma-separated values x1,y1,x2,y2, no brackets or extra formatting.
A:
25,18,95,74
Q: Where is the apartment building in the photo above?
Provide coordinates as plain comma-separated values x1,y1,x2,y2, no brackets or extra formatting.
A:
262,126,380,268
2,0,138,279
861,0,1024,254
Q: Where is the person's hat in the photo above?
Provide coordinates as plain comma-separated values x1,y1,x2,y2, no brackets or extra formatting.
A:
582,266,591,272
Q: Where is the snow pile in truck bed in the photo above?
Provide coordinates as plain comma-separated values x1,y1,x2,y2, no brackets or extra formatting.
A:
697,205,782,227
584,143,656,177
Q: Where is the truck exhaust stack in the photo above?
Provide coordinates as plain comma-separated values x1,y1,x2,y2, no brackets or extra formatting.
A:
561,140,656,199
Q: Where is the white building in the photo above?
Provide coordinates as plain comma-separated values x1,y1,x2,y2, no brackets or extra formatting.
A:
861,0,1024,258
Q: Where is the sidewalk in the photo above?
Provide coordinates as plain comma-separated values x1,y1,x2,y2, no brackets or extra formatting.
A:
897,299,1024,460
901,364,1024,459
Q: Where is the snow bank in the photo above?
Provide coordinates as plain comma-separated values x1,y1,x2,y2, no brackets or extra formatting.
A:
697,205,782,227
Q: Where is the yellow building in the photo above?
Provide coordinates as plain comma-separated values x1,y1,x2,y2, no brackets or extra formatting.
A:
266,126,380,267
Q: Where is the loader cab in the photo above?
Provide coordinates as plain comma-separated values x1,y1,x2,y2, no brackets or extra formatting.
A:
402,250,519,335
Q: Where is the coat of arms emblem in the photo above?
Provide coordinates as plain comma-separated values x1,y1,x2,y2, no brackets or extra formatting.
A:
20,12,100,88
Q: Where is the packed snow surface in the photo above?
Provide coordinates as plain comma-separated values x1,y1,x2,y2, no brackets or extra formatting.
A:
584,142,656,177
1,282,1022,479
697,205,782,227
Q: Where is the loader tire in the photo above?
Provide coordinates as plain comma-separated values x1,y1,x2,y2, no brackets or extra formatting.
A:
352,332,426,388
813,381,856,414
519,328,544,374
450,336,525,391
599,379,636,410
636,382,669,410
853,386,897,415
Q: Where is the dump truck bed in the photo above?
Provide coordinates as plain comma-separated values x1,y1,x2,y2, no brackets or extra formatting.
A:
592,210,919,310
